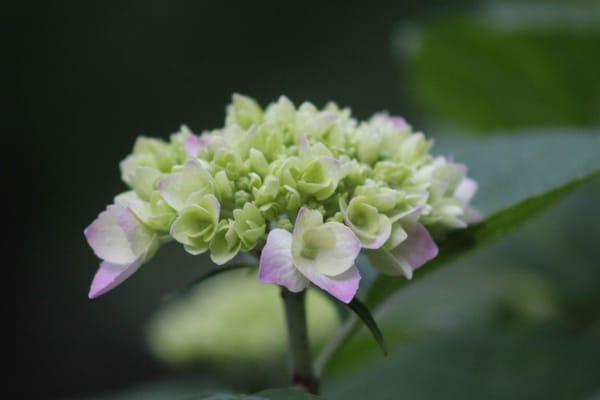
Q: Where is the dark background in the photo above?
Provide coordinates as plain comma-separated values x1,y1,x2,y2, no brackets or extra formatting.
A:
10,1,600,399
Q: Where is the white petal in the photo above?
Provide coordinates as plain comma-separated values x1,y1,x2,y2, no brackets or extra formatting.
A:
312,222,361,276
259,229,309,292
292,208,324,243
454,177,478,205
360,214,392,249
389,205,422,224
84,204,154,264
158,159,212,211
114,205,158,257
340,198,391,249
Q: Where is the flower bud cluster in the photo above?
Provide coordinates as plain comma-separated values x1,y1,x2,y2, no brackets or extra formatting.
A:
84,94,477,301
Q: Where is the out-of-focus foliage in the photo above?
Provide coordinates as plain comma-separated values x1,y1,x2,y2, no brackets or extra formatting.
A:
147,269,339,366
396,1,600,132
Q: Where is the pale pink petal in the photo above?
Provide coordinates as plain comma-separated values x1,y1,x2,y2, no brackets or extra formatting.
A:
259,229,309,292
390,223,438,279
84,205,138,264
301,265,361,304
184,134,206,158
88,259,143,299
462,206,483,224
389,116,407,129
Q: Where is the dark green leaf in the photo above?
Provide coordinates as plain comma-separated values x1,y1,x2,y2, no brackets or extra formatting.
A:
162,263,256,302
324,326,600,400
345,298,387,356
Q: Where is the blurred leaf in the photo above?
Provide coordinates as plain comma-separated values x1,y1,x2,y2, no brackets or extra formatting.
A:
323,326,600,400
346,298,387,356
162,263,256,302
396,11,600,131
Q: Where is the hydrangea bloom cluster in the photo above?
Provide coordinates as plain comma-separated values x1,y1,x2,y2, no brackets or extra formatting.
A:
84,94,477,302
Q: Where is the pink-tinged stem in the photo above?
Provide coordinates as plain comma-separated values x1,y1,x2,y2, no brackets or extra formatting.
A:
281,288,319,394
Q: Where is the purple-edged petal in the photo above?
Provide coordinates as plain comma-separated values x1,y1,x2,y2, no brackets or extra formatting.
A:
84,204,155,265
184,134,203,158
369,223,438,279
390,223,438,279
462,206,483,224
88,259,143,299
301,265,361,303
259,229,309,292
389,116,407,129
401,224,438,271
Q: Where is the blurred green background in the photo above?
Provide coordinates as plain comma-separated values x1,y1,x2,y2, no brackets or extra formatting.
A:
11,0,600,399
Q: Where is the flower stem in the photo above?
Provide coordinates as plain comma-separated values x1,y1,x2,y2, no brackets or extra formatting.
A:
281,288,319,394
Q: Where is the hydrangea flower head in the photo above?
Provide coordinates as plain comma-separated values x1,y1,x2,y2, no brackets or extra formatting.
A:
84,94,478,302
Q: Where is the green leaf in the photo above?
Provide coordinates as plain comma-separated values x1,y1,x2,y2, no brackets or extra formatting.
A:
162,262,256,302
346,298,388,356
324,325,600,400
